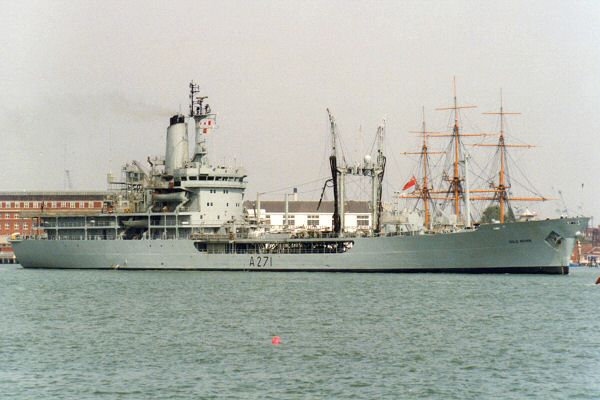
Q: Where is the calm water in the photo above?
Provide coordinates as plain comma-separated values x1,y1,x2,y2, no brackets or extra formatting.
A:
1,265,599,399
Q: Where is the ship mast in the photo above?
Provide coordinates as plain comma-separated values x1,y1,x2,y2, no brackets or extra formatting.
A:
434,78,476,222
189,81,215,164
483,91,516,223
420,112,432,227
400,108,445,228
470,91,545,223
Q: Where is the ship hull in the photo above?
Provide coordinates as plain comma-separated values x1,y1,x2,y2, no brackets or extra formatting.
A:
12,218,586,274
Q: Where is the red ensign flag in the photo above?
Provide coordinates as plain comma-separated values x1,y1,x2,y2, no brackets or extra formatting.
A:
402,176,417,191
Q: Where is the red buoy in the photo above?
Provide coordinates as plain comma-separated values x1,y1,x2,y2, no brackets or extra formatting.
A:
272,336,281,345
595,276,600,285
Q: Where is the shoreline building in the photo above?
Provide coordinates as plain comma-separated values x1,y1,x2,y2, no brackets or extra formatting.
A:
571,224,600,265
0,191,107,263
244,200,372,232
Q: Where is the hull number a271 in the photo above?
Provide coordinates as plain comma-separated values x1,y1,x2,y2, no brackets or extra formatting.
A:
249,256,272,268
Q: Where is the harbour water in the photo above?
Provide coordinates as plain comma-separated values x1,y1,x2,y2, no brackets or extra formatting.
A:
1,265,599,399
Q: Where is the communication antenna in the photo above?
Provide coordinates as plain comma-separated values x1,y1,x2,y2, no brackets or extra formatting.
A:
64,169,73,190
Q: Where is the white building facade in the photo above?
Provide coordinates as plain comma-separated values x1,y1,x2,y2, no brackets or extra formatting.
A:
245,200,372,232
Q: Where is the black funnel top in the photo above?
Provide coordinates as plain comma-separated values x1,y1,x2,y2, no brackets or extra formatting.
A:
169,114,185,126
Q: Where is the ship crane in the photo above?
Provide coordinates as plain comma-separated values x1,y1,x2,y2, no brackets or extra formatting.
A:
324,110,386,235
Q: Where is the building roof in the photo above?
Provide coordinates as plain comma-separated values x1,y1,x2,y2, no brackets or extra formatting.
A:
244,200,371,214
0,191,108,201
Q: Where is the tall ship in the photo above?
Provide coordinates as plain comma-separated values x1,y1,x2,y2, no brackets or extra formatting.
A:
12,82,587,273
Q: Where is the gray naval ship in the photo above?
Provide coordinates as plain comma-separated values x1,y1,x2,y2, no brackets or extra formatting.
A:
12,82,588,273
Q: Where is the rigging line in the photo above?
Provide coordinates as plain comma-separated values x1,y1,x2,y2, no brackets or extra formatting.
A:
335,123,350,167
318,121,329,186
298,185,336,195
505,151,546,197
260,176,330,195
470,148,500,184
367,129,378,156
389,148,414,182
460,108,483,133
501,119,530,146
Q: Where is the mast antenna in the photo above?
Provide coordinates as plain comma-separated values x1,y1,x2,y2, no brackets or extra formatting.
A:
189,81,214,164
435,77,476,222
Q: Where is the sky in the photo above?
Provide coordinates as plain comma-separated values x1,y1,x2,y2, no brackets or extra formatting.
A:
1,0,600,222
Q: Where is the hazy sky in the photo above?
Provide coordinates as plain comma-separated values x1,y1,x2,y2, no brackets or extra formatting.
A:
2,0,600,221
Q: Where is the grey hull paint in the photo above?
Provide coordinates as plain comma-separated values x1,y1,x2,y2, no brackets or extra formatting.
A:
12,218,585,274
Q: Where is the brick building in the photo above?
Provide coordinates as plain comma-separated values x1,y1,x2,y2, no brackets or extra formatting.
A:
0,191,107,263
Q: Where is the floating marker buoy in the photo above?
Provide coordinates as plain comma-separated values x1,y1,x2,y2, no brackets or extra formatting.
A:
272,336,281,345
595,276,600,285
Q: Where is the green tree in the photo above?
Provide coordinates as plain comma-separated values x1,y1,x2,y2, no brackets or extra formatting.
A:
480,204,515,223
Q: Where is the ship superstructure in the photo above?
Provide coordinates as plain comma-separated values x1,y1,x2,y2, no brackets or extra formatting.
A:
11,82,588,274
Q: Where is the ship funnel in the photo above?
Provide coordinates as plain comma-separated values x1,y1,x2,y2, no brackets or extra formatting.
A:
165,114,189,175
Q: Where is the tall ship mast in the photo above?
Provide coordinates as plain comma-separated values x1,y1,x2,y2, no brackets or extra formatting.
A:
401,108,445,229
468,91,546,223
11,81,587,274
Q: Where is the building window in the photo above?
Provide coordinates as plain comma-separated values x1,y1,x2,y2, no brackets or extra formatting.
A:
51,202,57,208
70,202,76,208
23,223,28,230
79,202,85,208
357,215,370,226
4,223,9,229
88,201,94,208
5,213,9,219
24,202,29,208
307,215,319,226
286,215,295,226
14,223,19,230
